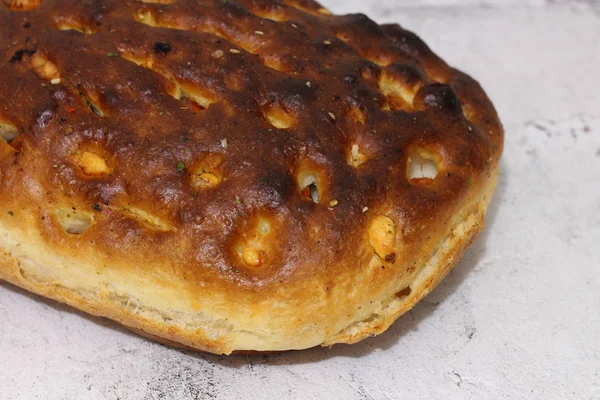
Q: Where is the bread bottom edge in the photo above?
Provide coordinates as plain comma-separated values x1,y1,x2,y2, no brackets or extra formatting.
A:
0,169,499,354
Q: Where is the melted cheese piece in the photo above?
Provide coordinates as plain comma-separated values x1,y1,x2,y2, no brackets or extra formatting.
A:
368,215,397,261
78,152,112,177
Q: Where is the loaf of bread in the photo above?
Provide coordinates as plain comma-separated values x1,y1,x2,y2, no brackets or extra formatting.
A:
0,0,503,354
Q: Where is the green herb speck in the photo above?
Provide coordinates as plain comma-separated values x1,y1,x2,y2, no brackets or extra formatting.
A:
176,162,185,173
92,203,102,212
8,211,14,216
107,52,119,57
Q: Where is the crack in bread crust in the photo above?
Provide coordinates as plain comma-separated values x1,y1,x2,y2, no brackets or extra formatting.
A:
0,0,503,353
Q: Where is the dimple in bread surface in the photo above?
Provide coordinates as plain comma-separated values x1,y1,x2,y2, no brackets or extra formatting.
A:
0,0,503,354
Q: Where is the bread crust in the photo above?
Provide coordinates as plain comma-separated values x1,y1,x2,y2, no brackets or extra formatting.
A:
0,0,503,354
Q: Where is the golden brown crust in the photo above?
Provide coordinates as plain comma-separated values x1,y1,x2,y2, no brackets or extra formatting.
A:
0,0,503,354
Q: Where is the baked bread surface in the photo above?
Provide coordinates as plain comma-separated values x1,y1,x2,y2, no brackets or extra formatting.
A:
0,0,503,354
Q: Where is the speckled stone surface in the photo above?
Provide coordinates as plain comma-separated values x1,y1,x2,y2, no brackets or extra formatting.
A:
1,1,599,399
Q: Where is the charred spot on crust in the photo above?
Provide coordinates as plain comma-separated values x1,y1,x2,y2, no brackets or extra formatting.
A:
9,47,36,63
415,83,463,114
154,41,172,55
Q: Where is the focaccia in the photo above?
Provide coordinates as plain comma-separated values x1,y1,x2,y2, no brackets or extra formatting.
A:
0,0,503,354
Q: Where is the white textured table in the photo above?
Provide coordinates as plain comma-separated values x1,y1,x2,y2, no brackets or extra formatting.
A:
2,1,599,399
